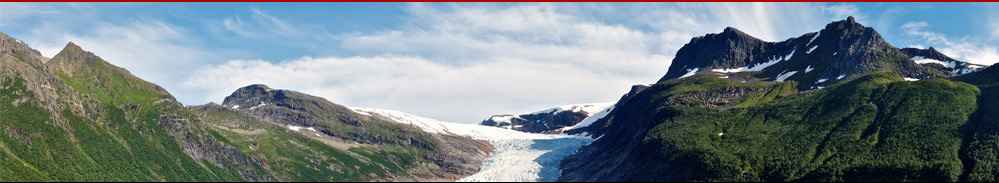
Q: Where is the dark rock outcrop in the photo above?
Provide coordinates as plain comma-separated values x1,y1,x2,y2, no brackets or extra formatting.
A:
658,16,971,90
479,103,611,133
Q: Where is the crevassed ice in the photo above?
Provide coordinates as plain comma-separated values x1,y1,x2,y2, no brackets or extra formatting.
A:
348,107,594,182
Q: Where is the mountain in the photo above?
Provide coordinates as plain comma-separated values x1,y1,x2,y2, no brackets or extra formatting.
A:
479,103,612,133
1,34,257,181
901,47,986,75
0,33,490,181
197,84,494,181
348,107,592,181
957,63,999,87
658,16,980,90
560,17,999,182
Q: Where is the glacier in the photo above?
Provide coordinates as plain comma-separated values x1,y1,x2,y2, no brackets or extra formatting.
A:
349,107,594,182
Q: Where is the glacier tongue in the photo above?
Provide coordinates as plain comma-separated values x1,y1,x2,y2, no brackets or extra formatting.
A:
459,136,591,182
349,107,592,182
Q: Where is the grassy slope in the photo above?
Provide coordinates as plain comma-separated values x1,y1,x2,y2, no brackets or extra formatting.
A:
633,72,983,181
0,43,462,181
0,44,239,181
193,105,427,181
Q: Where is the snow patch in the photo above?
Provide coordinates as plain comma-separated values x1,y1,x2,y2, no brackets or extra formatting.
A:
904,77,920,81
804,65,814,73
836,74,846,80
350,107,560,140
249,102,267,110
679,68,698,79
231,105,240,109
526,103,612,116
806,45,818,54
912,56,955,69
286,125,317,132
807,31,821,45
816,78,828,84
775,71,798,82
711,53,786,74
559,105,615,133
488,115,517,127
785,49,797,61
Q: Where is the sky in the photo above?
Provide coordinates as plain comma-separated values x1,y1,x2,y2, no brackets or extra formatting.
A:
2,3,999,123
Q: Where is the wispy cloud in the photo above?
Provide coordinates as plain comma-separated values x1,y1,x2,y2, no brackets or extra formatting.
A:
187,4,856,122
15,3,986,123
221,8,310,40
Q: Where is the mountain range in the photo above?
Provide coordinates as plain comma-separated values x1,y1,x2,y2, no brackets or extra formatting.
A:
3,16,999,182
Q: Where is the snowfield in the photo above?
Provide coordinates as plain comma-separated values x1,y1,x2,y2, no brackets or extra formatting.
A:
350,107,595,182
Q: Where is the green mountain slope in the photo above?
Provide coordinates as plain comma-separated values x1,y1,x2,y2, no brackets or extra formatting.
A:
0,33,488,181
561,64,999,181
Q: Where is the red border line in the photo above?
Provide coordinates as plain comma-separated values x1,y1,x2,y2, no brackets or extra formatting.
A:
2,0,997,2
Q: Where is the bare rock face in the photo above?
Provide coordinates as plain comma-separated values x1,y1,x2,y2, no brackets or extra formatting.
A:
0,32,488,181
0,32,46,63
158,113,275,181
480,103,611,134
559,17,999,182
901,47,987,75
658,16,969,90
220,84,492,181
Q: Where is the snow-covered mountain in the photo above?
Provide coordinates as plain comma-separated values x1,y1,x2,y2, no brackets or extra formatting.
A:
658,16,983,91
479,103,613,133
349,107,593,182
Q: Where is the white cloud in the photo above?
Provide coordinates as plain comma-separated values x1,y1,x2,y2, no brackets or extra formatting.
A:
183,4,858,122
184,55,641,123
21,19,219,103
194,5,674,122
9,4,873,123
902,21,999,65
221,8,311,40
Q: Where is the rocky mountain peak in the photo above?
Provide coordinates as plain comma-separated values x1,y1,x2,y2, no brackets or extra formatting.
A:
819,17,886,47
658,26,767,79
62,41,83,53
659,17,943,89
0,32,45,61
49,42,104,67
901,47,958,62
823,16,864,32
222,84,277,109
720,26,752,39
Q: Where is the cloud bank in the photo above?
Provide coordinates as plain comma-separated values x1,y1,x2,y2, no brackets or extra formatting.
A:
7,3,997,122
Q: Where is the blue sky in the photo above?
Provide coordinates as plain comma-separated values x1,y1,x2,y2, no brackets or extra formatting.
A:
2,3,998,122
